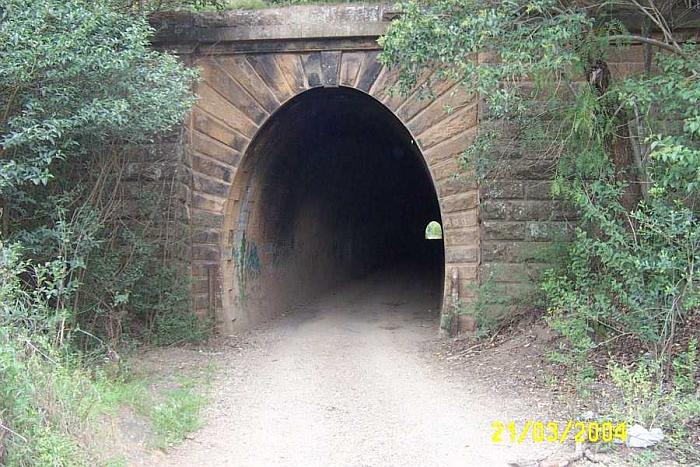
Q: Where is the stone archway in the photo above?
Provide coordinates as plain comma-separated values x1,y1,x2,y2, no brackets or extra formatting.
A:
222,85,447,330
186,47,480,333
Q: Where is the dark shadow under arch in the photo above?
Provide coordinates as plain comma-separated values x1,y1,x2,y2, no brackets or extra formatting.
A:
222,86,444,327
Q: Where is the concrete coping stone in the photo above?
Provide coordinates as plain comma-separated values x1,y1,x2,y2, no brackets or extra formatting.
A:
150,3,398,44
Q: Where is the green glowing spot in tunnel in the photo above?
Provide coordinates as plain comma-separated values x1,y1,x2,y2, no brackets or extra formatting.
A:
425,221,442,240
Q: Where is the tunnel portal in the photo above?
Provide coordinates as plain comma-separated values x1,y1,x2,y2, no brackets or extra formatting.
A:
224,87,444,325
153,5,485,333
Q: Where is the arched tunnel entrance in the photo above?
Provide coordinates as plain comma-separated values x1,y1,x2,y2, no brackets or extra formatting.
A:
222,86,444,328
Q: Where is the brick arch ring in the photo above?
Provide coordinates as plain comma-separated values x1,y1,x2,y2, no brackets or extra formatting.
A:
186,49,480,333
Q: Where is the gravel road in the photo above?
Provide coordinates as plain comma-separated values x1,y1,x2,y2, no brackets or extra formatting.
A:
150,271,556,467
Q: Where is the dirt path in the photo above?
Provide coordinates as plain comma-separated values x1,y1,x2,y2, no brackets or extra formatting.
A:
148,271,562,467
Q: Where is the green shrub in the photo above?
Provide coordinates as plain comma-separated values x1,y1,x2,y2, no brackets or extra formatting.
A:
673,338,697,395
0,231,211,462
0,0,209,462
221,0,270,9
608,357,667,427
148,307,212,346
0,0,196,191
0,332,97,466
607,346,700,462
151,384,207,448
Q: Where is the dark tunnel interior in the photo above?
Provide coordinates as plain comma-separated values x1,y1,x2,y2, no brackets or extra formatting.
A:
234,86,444,318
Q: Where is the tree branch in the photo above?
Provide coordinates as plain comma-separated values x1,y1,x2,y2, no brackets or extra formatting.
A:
0,422,28,443
607,34,686,57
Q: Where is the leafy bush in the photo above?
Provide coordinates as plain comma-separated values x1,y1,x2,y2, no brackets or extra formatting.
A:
218,0,270,9
607,341,699,462
1,0,205,343
0,0,207,463
0,244,95,465
543,49,700,366
1,0,201,346
673,338,697,395
0,240,211,464
0,335,85,467
0,0,196,191
608,358,668,427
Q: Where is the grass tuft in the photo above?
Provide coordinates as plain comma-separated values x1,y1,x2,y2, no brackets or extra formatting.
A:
150,380,207,448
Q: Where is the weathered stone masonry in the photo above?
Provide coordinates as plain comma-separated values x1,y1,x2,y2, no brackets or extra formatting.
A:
148,4,660,334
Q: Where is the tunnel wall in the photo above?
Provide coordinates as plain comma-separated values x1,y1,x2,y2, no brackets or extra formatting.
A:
186,44,480,333
148,4,548,334
477,44,664,317
181,45,481,331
